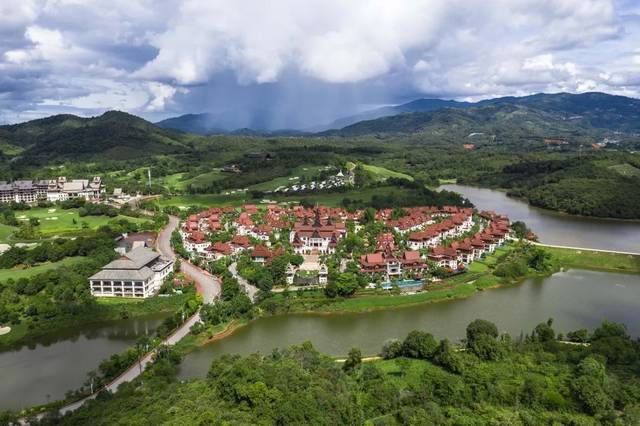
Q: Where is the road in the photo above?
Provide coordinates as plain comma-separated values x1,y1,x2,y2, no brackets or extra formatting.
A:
531,241,640,256
157,216,221,303
58,312,201,416
229,261,259,301
28,216,220,421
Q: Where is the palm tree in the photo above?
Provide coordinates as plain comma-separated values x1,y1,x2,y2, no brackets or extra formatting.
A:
135,335,151,373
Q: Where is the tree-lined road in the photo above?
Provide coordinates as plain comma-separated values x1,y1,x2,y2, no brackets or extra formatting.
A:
157,215,221,303
229,261,258,301
31,215,220,421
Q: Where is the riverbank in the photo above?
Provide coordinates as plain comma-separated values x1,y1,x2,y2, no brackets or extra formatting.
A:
179,245,640,355
546,246,640,273
0,293,191,350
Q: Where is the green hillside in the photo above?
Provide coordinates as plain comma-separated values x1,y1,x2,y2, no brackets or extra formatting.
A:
329,103,594,140
0,111,190,164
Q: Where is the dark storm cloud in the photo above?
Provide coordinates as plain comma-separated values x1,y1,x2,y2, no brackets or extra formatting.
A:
0,0,639,128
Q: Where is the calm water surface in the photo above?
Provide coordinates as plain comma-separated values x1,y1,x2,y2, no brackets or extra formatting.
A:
179,270,640,379
4,184,640,409
441,184,640,252
0,314,167,410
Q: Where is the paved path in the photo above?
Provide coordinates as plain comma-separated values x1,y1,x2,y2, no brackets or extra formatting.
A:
157,216,221,303
229,261,259,301
29,216,220,421
58,312,201,416
532,241,640,256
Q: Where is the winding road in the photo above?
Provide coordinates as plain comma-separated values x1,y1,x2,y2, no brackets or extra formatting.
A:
158,216,221,303
31,216,221,421
229,261,259,301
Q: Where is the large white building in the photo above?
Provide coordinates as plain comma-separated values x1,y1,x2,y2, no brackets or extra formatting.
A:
46,177,103,202
0,176,103,204
0,180,48,203
89,247,173,298
290,212,345,255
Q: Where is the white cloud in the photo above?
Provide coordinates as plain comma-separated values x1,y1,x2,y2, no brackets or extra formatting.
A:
0,0,639,124
145,82,182,112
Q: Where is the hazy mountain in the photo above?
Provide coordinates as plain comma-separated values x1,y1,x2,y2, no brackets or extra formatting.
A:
156,108,285,134
320,98,474,130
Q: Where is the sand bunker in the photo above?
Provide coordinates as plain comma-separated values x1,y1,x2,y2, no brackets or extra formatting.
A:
0,327,11,336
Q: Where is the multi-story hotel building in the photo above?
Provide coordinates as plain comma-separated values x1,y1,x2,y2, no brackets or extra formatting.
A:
0,176,103,204
89,247,173,298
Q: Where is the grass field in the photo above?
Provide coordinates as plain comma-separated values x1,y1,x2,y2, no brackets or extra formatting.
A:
175,170,225,191
272,186,410,207
249,165,331,191
361,164,413,181
609,163,640,178
0,223,17,243
158,172,187,189
0,257,86,281
156,185,409,209
157,193,248,208
546,246,640,273
13,208,151,237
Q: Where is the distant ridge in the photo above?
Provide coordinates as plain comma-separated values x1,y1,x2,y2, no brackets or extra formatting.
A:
322,92,640,137
0,110,188,163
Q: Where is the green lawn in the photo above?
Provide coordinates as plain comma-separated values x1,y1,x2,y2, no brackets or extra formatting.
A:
361,164,413,181
155,185,407,209
158,172,187,189
0,223,17,243
546,246,640,273
249,165,330,191
609,163,640,178
175,171,225,191
272,185,411,207
13,208,151,237
0,257,86,281
157,193,248,208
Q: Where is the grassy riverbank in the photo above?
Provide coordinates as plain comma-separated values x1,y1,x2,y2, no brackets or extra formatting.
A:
259,246,514,314
546,247,640,273
258,244,640,316
169,244,640,359
0,294,191,349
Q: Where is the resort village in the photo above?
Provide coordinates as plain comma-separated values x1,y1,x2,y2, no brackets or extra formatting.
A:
178,203,512,295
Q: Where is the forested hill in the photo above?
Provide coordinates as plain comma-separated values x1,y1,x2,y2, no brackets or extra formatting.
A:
326,103,593,139
325,92,640,137
0,111,190,164
481,92,640,132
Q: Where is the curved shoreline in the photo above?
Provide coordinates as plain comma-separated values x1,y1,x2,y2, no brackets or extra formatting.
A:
190,254,640,352
441,183,640,223
190,272,543,351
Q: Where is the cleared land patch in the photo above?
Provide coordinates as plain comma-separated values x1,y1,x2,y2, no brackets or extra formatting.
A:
0,256,86,281
361,164,414,181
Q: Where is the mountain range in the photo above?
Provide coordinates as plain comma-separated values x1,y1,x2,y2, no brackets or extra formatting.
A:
155,92,640,135
1,92,639,165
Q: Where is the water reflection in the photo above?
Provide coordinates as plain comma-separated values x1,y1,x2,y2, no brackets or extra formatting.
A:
441,184,640,252
179,270,640,380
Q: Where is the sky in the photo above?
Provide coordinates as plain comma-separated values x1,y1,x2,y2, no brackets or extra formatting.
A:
1,0,639,129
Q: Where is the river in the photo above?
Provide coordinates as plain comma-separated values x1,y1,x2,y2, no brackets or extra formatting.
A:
440,184,640,252
0,313,168,411
177,185,640,379
178,270,640,379
4,185,640,410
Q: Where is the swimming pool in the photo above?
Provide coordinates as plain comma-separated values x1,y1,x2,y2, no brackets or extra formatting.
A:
381,279,424,290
